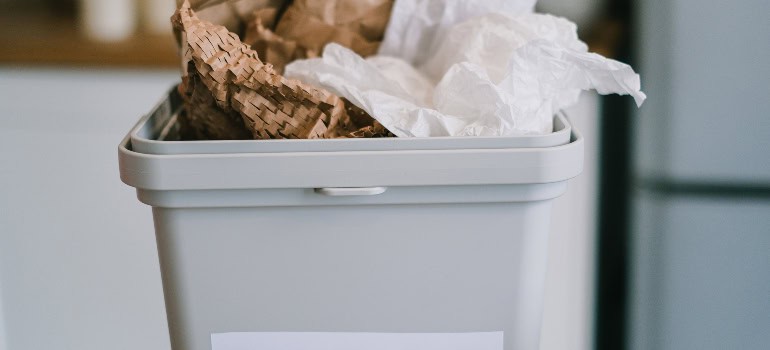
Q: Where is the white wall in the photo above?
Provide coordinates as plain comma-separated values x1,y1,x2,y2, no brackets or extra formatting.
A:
0,68,178,350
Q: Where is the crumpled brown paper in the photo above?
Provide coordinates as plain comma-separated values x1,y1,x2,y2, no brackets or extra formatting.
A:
256,0,391,72
177,0,279,14
340,98,395,138
190,0,285,36
177,0,393,73
174,0,391,140
242,7,314,72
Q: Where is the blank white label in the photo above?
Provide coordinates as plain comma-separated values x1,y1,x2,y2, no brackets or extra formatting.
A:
211,332,504,350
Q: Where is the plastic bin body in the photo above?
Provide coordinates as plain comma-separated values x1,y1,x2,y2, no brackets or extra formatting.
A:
120,89,583,350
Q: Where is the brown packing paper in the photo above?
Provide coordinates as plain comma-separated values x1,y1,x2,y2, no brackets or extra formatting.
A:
341,99,395,138
174,0,392,140
177,73,254,140
176,0,393,73
230,0,285,23
274,4,378,55
242,8,315,72
287,0,393,42
176,0,393,39
344,123,395,138
188,0,285,37
242,0,393,72
176,0,248,11
195,5,242,35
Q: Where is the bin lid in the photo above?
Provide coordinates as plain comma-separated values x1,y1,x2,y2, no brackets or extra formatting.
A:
129,87,573,155
119,131,583,191
119,86,583,191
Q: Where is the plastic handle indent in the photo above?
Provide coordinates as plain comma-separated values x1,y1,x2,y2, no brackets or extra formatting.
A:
314,187,388,196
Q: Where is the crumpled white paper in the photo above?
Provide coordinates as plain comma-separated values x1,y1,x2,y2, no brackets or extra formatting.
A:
284,0,646,137
378,0,537,67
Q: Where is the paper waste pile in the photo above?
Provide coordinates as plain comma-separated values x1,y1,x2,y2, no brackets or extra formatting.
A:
173,0,645,140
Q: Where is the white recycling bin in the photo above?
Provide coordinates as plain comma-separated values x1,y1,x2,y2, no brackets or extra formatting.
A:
119,88,583,350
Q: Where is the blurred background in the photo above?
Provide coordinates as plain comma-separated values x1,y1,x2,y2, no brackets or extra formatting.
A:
0,1,768,350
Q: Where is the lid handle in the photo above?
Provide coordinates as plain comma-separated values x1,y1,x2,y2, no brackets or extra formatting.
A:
314,187,387,196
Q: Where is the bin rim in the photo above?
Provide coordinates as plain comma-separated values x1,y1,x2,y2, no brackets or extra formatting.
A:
118,127,583,191
129,86,574,155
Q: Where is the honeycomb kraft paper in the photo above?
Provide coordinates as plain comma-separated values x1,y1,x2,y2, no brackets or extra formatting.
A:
257,0,392,72
173,0,393,140
178,0,392,73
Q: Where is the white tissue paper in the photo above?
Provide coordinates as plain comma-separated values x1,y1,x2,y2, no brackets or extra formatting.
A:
378,0,538,66
284,0,646,137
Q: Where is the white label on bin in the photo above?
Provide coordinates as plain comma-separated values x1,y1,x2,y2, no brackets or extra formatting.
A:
211,332,503,350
